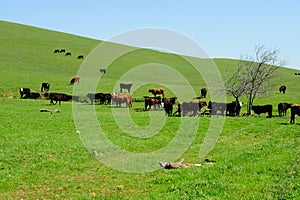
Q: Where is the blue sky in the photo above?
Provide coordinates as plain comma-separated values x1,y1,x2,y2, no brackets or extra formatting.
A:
1,0,299,69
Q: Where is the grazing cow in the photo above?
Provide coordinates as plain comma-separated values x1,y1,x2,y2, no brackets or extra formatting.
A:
208,101,227,116
298,73,300,75
111,93,132,108
148,88,166,98
290,104,300,124
65,52,72,56
279,85,286,94
120,83,133,93
144,96,161,110
41,82,50,92
226,101,241,116
99,68,106,73
77,55,84,59
251,104,273,118
200,88,207,98
278,102,291,116
174,100,207,117
70,76,80,84
19,88,31,99
295,73,298,75
53,49,59,53
60,49,66,53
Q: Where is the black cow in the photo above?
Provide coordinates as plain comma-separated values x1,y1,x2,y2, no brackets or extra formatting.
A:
53,49,59,53
251,104,273,118
49,93,75,105
120,83,133,93
162,97,177,116
41,82,50,92
278,102,291,116
200,88,207,98
279,85,286,94
290,104,300,124
24,92,41,99
226,101,241,116
65,52,72,56
19,88,31,99
174,100,207,117
60,49,66,53
86,93,105,104
77,55,84,59
164,102,174,116
208,101,227,116
99,68,106,73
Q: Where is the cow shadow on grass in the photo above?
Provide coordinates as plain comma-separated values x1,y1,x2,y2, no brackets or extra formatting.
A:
279,122,300,126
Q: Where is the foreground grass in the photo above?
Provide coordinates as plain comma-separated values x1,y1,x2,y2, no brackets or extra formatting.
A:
0,98,299,199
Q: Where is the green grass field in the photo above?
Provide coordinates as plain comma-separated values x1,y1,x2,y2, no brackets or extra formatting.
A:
0,20,299,199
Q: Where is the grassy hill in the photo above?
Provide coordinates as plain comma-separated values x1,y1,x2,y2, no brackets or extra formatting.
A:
0,21,299,199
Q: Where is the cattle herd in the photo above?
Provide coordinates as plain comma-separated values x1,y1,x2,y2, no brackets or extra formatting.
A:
19,54,300,124
53,48,84,59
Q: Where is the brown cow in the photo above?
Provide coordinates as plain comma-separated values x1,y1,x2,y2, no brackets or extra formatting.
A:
70,76,80,84
279,85,286,94
148,88,166,97
144,96,161,110
111,93,132,108
290,104,300,124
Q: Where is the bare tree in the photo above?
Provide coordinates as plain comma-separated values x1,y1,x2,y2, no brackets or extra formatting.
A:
225,44,286,115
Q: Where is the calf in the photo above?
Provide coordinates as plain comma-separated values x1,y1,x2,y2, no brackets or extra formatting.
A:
19,88,31,99
278,102,291,116
251,104,273,118
290,104,300,124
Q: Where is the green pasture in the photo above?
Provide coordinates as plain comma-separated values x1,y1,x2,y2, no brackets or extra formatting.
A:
0,20,299,199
